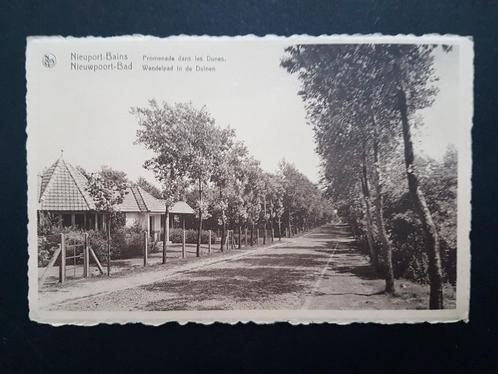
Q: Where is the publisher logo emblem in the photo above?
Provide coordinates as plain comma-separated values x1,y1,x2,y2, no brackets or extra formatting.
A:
42,53,56,68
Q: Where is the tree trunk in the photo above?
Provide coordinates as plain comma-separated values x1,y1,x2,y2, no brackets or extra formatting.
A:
238,223,242,249
220,216,226,252
263,197,267,245
196,179,202,257
263,220,267,245
398,87,443,309
278,217,282,241
370,113,395,294
360,142,378,271
287,209,292,238
162,205,169,264
270,213,275,243
359,174,377,271
107,214,111,276
250,222,254,246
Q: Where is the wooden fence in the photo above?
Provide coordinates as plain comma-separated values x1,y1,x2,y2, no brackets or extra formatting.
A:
40,227,280,286
39,233,104,286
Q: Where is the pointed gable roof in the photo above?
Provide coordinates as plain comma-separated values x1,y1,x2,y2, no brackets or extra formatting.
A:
117,185,194,215
170,201,195,215
118,185,165,213
130,186,148,211
38,157,96,211
138,186,165,212
38,157,196,215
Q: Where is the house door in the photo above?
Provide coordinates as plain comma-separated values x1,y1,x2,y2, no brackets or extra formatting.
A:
149,216,154,235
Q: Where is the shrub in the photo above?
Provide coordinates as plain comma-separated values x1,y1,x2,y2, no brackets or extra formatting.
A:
38,227,84,267
387,211,456,285
38,224,221,266
87,223,145,260
38,235,56,267
148,239,162,253
37,212,62,236
169,228,217,244
85,229,109,262
116,225,144,259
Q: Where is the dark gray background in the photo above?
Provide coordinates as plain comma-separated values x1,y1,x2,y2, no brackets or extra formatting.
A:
1,1,497,372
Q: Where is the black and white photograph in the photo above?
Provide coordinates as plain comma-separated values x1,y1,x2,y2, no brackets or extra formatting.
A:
26,35,472,324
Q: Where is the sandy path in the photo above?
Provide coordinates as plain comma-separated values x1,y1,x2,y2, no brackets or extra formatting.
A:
39,239,290,310
42,224,455,311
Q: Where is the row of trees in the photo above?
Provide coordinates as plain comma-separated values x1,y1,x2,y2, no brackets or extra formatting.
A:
132,100,334,259
281,44,456,309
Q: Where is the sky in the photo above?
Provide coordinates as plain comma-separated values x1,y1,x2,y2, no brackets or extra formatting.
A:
28,38,460,186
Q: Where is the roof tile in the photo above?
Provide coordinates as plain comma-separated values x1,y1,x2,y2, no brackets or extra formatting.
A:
38,158,195,215
38,157,95,211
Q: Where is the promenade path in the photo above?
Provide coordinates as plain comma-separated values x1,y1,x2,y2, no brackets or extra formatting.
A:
40,224,453,311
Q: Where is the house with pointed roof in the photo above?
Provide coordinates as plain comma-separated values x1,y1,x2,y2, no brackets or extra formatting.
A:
118,185,195,241
38,155,195,242
37,155,105,230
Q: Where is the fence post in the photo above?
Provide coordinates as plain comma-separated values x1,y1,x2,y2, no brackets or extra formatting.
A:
182,229,186,258
83,232,89,277
143,231,148,266
107,223,111,276
59,233,66,283
208,230,212,254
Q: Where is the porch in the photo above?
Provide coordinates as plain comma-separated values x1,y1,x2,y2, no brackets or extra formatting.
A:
38,210,108,231
126,212,195,243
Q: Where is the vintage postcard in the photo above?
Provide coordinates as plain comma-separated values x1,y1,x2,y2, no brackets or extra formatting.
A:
26,35,473,325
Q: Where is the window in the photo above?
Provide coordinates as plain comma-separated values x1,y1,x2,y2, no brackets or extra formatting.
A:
61,214,72,227
75,214,84,228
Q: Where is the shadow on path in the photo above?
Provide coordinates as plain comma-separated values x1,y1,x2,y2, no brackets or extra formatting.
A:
143,265,317,311
330,263,380,281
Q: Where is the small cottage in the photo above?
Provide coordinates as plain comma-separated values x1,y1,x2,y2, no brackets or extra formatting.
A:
118,185,195,241
37,155,105,230
37,155,195,242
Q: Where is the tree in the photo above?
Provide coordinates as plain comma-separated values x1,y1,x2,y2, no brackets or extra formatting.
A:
282,44,401,295
279,160,327,237
282,43,446,307
243,158,264,245
211,130,247,251
263,173,285,242
260,173,271,244
99,165,129,186
271,175,286,240
229,153,250,248
137,177,162,199
86,166,128,275
76,165,90,179
133,100,226,257
387,45,444,308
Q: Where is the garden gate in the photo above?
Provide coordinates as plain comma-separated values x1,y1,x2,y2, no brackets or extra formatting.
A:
39,232,104,285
